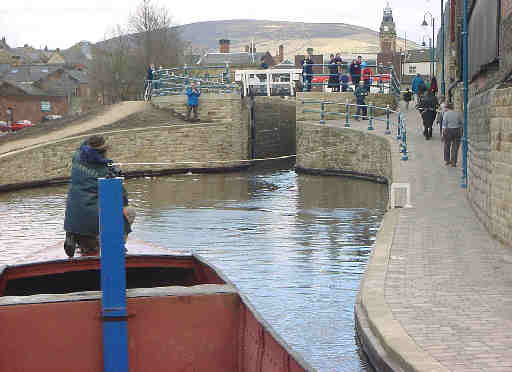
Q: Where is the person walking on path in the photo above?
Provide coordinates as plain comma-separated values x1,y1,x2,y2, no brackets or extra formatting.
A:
350,57,361,89
185,82,201,122
437,96,446,136
417,90,438,139
442,102,463,167
411,73,424,103
354,81,368,120
328,54,340,92
430,76,438,95
403,88,412,110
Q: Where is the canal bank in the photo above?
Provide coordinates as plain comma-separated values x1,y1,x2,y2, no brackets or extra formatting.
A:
323,107,512,372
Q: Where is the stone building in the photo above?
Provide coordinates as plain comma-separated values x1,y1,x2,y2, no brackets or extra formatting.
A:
436,0,512,247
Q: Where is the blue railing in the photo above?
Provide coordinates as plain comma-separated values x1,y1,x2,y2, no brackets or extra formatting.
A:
150,64,238,96
302,100,408,161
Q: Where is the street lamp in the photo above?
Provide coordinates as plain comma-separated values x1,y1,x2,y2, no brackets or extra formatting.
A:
421,12,435,81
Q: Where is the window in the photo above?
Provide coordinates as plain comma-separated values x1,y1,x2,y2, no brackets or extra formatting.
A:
408,65,416,74
40,101,51,112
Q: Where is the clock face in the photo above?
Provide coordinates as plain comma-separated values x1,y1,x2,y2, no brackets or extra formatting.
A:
384,26,389,32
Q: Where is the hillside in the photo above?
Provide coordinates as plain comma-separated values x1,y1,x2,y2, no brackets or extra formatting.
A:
178,19,420,59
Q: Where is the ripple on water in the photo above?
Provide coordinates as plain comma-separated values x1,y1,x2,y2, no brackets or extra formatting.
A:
0,169,385,371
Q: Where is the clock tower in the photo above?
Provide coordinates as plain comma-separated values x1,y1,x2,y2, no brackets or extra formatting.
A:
379,2,397,54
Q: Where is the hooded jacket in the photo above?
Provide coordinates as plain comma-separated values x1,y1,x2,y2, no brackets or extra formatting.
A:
64,141,129,237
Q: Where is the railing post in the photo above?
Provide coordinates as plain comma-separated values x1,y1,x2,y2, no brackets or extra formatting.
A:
397,112,402,139
401,118,409,161
368,102,374,130
345,100,350,128
385,104,391,134
320,102,326,124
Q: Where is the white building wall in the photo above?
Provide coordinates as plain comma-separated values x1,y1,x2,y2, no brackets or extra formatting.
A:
403,62,433,76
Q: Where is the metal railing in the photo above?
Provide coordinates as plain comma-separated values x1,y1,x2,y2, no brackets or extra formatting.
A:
149,64,239,96
302,100,408,161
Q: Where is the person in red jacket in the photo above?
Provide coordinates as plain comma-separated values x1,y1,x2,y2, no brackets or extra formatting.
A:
361,62,373,93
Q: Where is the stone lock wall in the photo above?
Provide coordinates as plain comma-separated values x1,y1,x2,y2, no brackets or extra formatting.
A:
0,120,250,190
295,122,392,183
296,92,398,122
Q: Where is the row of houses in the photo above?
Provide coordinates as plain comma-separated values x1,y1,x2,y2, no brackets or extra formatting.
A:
0,37,92,124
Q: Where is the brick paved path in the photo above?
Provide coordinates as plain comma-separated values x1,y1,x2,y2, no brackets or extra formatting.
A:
326,105,512,371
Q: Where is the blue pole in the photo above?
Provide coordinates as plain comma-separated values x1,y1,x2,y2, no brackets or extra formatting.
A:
385,105,391,134
99,177,129,372
345,101,350,127
320,102,325,124
441,0,446,96
397,112,402,140
462,0,469,188
368,103,374,130
401,117,409,161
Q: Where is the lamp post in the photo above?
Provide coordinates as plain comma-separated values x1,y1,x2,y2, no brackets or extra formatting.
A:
440,0,446,96
462,0,469,188
421,12,435,81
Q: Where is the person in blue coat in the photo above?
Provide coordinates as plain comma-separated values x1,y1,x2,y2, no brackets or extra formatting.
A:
302,56,313,92
185,81,201,122
411,73,424,102
64,135,135,257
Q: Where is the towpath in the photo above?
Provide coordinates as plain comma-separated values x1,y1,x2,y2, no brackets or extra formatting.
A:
0,101,147,156
320,105,512,371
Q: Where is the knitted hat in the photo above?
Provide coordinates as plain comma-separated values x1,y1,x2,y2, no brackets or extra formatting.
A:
87,135,108,150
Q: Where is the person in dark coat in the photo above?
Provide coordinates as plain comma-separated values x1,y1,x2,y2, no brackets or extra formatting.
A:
64,135,134,256
430,76,438,95
417,90,438,140
302,56,313,92
340,73,349,92
354,81,368,120
403,88,412,110
349,58,361,89
327,54,340,92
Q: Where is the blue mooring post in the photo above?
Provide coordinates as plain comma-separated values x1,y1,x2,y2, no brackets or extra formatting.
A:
99,177,129,372
385,105,391,134
320,102,325,124
368,103,374,130
397,112,402,140
345,101,350,127
401,118,409,161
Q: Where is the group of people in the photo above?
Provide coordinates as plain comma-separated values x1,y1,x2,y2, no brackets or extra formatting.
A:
403,74,463,167
301,54,374,93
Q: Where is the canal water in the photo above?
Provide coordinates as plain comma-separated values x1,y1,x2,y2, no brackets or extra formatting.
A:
0,160,387,371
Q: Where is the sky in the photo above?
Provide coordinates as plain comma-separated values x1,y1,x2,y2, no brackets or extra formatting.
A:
0,0,442,50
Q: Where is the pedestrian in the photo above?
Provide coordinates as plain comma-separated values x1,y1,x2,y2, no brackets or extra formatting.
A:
328,54,340,92
441,102,463,167
302,55,313,92
417,90,438,140
260,56,268,69
354,81,368,120
437,96,446,136
411,73,424,103
430,76,438,95
349,57,361,89
64,135,135,257
361,62,372,93
185,81,201,122
403,88,412,110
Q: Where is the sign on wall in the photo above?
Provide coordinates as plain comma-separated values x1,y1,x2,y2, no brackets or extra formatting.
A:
40,101,51,112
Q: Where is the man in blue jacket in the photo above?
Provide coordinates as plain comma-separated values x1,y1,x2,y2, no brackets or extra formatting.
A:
411,73,424,103
186,82,201,122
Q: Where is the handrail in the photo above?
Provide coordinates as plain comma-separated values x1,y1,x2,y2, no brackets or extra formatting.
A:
301,99,408,161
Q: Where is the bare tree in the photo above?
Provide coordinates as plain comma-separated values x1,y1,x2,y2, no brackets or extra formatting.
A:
129,0,184,68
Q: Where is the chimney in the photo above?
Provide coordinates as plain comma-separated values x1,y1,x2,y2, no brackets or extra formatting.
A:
245,45,249,52
278,45,284,63
56,48,60,53
219,39,230,53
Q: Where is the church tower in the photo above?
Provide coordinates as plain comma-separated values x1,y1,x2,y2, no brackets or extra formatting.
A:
379,2,397,54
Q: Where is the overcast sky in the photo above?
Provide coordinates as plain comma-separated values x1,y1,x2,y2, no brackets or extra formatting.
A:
1,0,442,50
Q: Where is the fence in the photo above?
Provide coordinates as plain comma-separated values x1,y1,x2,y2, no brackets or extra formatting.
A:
302,100,408,161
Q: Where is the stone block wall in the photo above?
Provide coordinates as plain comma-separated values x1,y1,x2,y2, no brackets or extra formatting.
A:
0,119,249,190
295,122,392,183
152,93,243,123
296,92,397,122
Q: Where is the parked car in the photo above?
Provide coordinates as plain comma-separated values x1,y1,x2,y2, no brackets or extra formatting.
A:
0,121,8,132
10,120,34,131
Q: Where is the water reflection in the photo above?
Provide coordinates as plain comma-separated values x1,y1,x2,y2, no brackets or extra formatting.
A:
0,162,385,371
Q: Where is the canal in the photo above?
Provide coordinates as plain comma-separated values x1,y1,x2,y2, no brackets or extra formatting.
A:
0,160,387,371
